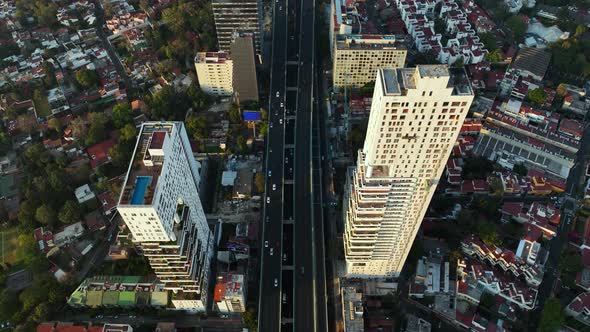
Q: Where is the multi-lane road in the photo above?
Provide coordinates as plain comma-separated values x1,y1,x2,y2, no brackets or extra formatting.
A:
258,0,328,329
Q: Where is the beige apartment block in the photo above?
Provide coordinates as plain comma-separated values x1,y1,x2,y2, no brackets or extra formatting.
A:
195,52,234,97
333,35,407,90
343,66,474,278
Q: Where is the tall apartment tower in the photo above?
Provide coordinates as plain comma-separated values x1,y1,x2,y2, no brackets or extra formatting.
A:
212,0,261,54
194,51,234,97
333,35,407,90
117,122,214,311
230,33,259,104
343,66,474,278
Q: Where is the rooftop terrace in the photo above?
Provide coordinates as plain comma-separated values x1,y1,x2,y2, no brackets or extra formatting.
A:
119,123,174,206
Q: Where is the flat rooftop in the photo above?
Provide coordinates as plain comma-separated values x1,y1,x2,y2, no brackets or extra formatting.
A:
195,52,229,64
380,65,473,96
119,123,175,206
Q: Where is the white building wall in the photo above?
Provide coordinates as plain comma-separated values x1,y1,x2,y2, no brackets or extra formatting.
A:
343,66,474,278
118,122,213,310
195,58,234,97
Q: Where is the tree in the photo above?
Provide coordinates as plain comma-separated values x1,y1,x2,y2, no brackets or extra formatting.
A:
112,103,133,128
187,84,212,110
485,50,503,63
539,298,564,332
254,173,265,193
513,163,528,177
236,136,247,154
18,200,37,230
243,310,258,332
162,5,187,34
476,221,501,247
32,302,51,322
71,117,87,140
47,118,61,133
506,16,527,42
119,123,137,144
75,69,99,88
35,204,56,226
479,32,498,51
528,88,548,105
58,200,80,224
42,61,56,88
0,289,19,322
452,57,464,68
186,116,209,140
229,104,242,124
109,144,131,168
85,113,109,146
33,1,57,27
17,233,38,265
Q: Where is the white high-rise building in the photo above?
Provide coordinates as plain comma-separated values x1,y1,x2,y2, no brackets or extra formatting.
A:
117,122,214,311
343,66,474,278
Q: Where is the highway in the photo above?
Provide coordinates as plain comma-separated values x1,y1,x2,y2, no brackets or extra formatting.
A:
257,0,287,328
258,0,329,328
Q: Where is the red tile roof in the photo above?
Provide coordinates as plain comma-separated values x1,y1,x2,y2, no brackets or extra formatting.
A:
87,136,117,169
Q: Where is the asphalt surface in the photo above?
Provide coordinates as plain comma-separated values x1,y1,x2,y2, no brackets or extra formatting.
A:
257,0,287,329
292,0,321,329
529,115,590,329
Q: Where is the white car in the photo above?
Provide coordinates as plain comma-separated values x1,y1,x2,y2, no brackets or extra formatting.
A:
279,119,283,125
273,184,277,191
276,91,279,97
268,170,272,177
265,241,269,248
280,102,284,108
270,122,273,128
274,278,278,287
267,197,270,204
270,248,274,255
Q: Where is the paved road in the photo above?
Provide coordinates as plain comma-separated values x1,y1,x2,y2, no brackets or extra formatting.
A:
257,0,287,329
293,0,322,329
529,114,590,329
92,0,133,92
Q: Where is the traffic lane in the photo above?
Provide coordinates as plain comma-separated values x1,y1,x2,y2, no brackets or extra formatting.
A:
293,92,314,330
282,270,294,318
259,10,287,332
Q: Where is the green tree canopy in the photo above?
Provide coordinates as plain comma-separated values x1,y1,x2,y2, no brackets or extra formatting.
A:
0,289,19,322
75,69,99,88
58,200,80,224
229,104,242,124
479,32,498,51
35,204,56,226
186,116,209,140
528,88,548,105
539,298,564,332
85,113,109,146
485,50,503,63
47,118,61,133
112,103,134,128
506,16,527,42
119,123,137,145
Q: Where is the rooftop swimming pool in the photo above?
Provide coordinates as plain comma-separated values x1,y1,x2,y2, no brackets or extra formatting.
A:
130,176,152,205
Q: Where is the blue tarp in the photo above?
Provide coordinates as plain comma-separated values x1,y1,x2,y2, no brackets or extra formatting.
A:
243,111,262,121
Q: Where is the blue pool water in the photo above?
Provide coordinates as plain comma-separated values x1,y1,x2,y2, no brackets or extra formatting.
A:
130,176,152,205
